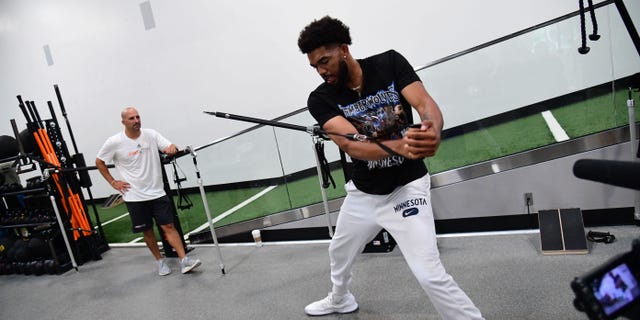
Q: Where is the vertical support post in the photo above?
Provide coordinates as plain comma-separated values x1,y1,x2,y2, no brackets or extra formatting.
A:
628,89,640,224
312,136,334,238
49,193,78,271
628,90,637,158
159,162,188,257
191,148,226,274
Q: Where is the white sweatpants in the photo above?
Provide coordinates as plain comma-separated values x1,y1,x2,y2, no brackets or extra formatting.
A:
329,174,484,320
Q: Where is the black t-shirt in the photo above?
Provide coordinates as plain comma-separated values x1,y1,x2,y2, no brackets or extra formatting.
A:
307,50,428,195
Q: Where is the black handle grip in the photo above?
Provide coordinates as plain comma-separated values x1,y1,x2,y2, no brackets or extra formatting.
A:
17,95,32,123
54,84,67,116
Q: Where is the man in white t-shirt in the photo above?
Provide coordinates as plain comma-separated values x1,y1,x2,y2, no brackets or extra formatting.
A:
96,107,201,275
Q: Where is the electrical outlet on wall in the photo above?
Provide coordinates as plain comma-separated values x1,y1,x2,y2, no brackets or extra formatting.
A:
524,193,533,206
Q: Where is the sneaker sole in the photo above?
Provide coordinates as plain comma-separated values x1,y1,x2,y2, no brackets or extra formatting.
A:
305,305,359,316
158,270,171,276
181,260,202,274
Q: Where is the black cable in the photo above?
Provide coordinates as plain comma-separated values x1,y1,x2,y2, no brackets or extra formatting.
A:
578,0,590,54
323,123,421,158
324,131,396,158
171,160,193,210
373,140,403,158
315,140,335,189
586,230,616,244
586,0,600,40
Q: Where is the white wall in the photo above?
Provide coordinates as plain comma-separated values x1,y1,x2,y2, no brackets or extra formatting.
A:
0,0,622,197
420,3,640,129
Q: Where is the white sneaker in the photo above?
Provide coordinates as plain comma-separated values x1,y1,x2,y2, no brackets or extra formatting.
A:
304,292,359,316
180,256,202,274
158,259,171,276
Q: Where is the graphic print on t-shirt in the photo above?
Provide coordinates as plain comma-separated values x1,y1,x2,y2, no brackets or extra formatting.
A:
338,82,409,170
338,82,408,140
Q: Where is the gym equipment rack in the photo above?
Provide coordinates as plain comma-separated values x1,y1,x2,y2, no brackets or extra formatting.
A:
0,85,110,276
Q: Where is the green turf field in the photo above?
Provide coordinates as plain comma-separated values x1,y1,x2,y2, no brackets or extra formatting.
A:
93,174,349,243
93,88,637,243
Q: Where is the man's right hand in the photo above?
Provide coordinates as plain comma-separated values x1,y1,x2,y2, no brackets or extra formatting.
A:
111,180,131,193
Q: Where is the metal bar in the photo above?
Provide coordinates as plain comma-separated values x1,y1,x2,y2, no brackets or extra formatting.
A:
614,0,640,58
54,84,79,153
312,137,334,238
191,148,226,274
207,111,311,133
49,193,78,272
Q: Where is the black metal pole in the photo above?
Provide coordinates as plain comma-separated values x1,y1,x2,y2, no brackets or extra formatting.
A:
51,85,109,250
614,0,640,58
16,96,32,124
206,111,314,133
10,119,26,159
54,85,79,153
159,160,189,257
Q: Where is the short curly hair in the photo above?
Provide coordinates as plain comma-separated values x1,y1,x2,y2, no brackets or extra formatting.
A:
298,16,352,54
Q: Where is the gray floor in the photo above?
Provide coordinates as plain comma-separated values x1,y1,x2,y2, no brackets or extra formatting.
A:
1,225,638,320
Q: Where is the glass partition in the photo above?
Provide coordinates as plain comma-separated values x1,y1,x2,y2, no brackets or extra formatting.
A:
97,1,640,243
419,2,640,173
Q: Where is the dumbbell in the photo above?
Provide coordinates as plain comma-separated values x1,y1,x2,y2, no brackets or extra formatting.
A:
0,212,8,225
43,259,58,275
6,209,19,224
26,177,43,189
29,260,45,275
42,208,55,222
7,183,23,192
28,209,41,223
4,261,15,274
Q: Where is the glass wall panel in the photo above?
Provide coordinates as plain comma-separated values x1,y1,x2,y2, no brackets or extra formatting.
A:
99,1,640,243
418,4,640,173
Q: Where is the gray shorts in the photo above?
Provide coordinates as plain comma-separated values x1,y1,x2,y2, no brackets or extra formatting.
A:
125,195,174,233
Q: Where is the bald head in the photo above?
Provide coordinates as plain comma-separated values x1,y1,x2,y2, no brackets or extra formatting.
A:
121,107,142,137
121,107,138,119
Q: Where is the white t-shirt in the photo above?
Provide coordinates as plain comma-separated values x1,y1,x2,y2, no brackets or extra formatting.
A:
96,128,171,202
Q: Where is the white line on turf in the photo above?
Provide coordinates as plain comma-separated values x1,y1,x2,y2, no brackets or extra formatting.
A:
129,237,143,243
541,110,570,142
186,185,277,237
99,212,130,227
121,185,277,243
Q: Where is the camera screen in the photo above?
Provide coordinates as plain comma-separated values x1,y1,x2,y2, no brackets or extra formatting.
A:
592,263,640,316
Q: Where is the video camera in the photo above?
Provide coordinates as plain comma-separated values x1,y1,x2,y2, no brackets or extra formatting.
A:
571,238,640,319
571,159,640,319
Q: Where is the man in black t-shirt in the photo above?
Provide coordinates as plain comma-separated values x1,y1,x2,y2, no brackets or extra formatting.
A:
297,16,483,319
